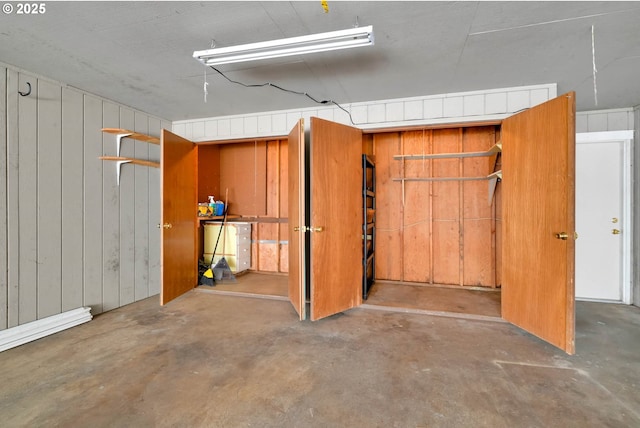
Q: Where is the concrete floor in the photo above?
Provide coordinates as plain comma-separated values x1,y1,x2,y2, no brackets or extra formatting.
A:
1,288,639,427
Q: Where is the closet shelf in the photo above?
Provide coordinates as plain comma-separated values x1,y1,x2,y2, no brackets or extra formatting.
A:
99,156,159,168
101,128,160,144
393,142,501,160
393,176,492,182
102,128,160,157
99,156,160,186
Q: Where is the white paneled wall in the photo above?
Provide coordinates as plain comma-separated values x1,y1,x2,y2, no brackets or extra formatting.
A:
173,84,558,141
0,65,169,330
576,108,635,133
635,106,640,307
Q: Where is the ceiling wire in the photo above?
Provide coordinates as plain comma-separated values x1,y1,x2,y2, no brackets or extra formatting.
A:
591,25,598,106
208,65,357,125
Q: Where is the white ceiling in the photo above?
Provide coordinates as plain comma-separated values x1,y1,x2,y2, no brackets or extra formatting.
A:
2,1,639,121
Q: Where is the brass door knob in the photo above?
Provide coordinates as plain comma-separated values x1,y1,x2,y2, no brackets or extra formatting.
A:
555,232,568,240
310,226,324,233
163,223,172,229
612,229,621,235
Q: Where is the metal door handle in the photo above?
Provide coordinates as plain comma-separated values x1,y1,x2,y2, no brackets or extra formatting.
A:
293,226,307,232
162,223,172,229
612,229,621,235
555,232,568,240
309,226,324,233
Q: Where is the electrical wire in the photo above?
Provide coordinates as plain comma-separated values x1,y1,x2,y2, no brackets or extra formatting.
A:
208,66,356,125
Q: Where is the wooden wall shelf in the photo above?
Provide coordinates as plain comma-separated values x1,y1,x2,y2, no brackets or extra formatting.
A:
100,129,161,185
393,142,501,160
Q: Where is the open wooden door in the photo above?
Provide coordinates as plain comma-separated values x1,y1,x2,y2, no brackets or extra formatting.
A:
160,129,198,305
501,92,576,354
309,118,363,321
287,120,306,320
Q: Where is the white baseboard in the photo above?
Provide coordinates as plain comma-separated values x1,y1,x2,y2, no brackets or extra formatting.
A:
0,307,92,352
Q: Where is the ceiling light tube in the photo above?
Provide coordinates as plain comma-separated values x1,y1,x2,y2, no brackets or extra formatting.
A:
194,25,374,66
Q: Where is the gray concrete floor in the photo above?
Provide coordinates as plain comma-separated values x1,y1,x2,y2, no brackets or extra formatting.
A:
1,289,639,427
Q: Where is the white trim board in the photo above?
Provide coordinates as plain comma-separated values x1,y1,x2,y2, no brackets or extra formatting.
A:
173,83,557,142
576,130,634,304
0,307,92,352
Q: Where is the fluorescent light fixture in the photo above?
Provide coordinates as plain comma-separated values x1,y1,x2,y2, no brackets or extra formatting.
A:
193,25,374,66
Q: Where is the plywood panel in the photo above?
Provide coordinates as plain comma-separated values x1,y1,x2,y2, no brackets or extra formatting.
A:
257,223,279,272
61,88,85,312
118,109,135,308
462,127,497,287
431,128,461,285
0,67,7,329
279,140,289,273
101,102,121,312
197,144,220,203
36,80,63,319
134,112,150,302
279,223,289,273
219,142,267,215
83,94,104,314
6,69,19,327
373,133,403,280
266,140,280,217
402,130,431,283
18,73,38,324
148,118,162,297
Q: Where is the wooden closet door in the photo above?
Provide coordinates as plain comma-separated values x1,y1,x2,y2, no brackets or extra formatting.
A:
501,92,576,354
160,130,198,305
287,120,306,320
309,118,363,321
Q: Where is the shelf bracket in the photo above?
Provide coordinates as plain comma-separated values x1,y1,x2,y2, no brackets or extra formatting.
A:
487,170,502,205
114,132,133,157
115,160,132,186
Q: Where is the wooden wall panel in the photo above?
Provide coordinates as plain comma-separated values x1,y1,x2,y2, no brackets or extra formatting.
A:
61,88,85,312
118,108,136,308
37,80,63,319
83,95,104,314
279,140,289,219
431,128,461,285
279,223,289,273
102,102,121,312
402,131,431,283
219,142,267,215
372,126,499,288
257,223,279,272
197,145,220,203
462,127,497,287
0,67,7,330
279,141,289,273
373,133,404,280
266,141,280,217
18,73,38,324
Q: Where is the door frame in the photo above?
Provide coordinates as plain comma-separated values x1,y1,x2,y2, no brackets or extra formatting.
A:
576,130,634,304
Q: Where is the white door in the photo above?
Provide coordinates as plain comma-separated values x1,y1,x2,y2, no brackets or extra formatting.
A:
575,131,633,303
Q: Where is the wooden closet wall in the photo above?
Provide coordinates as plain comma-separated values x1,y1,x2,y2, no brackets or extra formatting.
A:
196,139,289,274
372,126,502,288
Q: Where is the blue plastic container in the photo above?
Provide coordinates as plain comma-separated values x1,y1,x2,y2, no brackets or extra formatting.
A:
215,202,224,216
